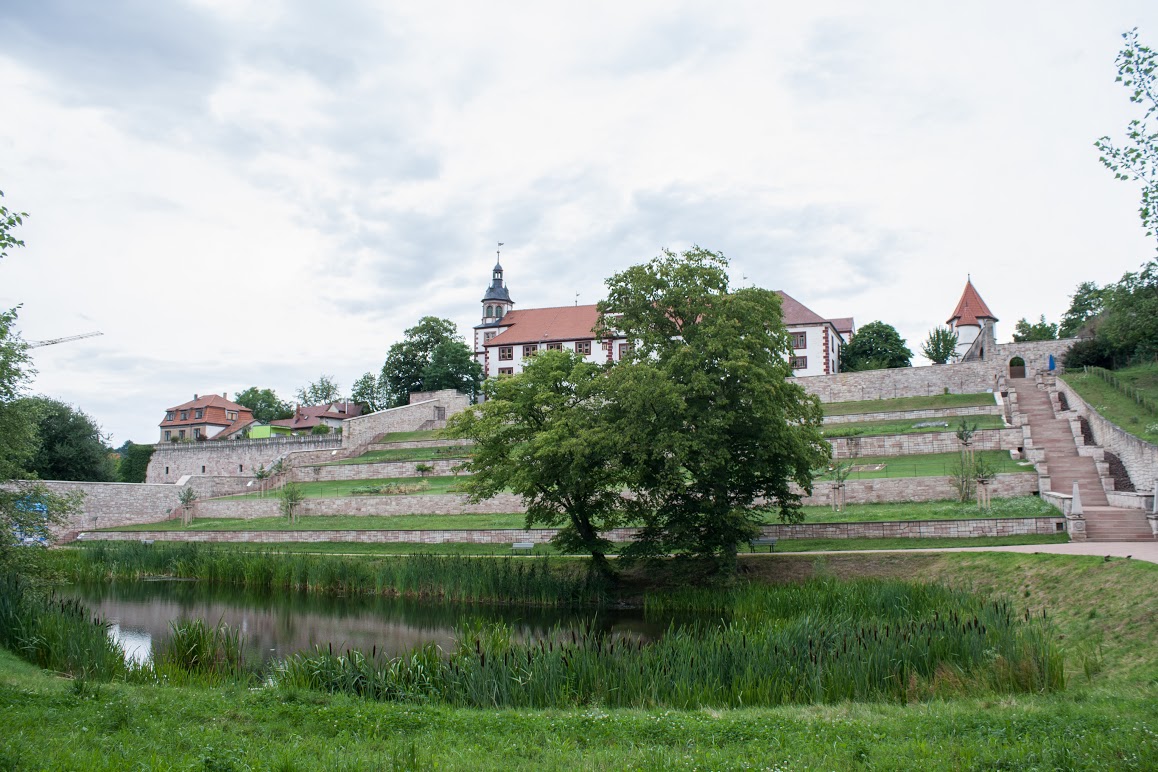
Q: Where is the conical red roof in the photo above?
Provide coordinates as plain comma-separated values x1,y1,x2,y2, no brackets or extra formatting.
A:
947,279,997,326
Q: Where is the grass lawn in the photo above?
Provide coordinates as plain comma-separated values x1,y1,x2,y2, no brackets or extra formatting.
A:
822,392,997,417
323,445,472,465
822,413,1005,438
3,551,1155,769
104,497,1058,533
1063,363,1158,444
815,450,1030,479
219,475,466,500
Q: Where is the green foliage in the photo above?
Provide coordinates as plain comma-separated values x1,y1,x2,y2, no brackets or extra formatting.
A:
598,247,829,570
1012,315,1059,342
380,316,471,407
841,320,913,371
116,442,154,483
178,486,198,508
295,375,342,406
449,350,624,572
16,396,115,482
309,424,331,435
233,387,293,422
279,481,304,523
1096,28,1158,242
1062,336,1116,369
422,339,483,398
349,371,387,412
920,325,959,364
1059,280,1105,338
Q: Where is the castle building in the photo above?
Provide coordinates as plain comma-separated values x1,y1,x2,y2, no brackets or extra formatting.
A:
472,261,852,379
947,278,998,361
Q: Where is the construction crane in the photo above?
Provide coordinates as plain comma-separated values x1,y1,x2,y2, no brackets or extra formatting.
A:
27,331,104,349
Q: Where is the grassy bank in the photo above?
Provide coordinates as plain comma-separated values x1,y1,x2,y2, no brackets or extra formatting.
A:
324,445,472,465
219,475,465,500
822,392,997,417
822,414,1005,438
815,450,1029,479
1063,364,1158,444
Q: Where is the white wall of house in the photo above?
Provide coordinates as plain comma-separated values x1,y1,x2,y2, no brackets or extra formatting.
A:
480,336,630,378
787,324,841,377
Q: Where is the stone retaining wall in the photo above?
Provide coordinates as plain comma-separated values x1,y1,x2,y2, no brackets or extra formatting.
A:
1056,377,1158,493
5,480,184,532
791,361,1000,403
822,404,1000,425
78,516,1066,544
292,459,468,482
192,492,526,519
826,428,1022,458
343,391,470,448
147,437,341,483
799,473,1036,505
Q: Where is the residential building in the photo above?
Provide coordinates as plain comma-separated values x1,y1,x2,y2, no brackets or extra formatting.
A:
472,261,851,378
269,402,363,434
159,394,254,442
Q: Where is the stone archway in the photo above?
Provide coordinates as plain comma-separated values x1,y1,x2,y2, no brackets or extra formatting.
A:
1009,356,1026,379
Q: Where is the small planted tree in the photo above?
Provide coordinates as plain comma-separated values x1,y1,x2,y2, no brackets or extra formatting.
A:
177,486,198,526
279,481,304,524
950,420,980,503
253,464,270,498
921,326,959,365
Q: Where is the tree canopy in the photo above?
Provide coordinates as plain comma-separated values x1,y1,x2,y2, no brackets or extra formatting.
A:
295,375,342,406
233,387,294,422
18,397,115,482
1012,316,1059,342
920,326,959,365
1096,28,1158,244
350,372,388,413
117,442,155,484
841,321,913,371
380,317,481,406
1059,281,1106,338
1062,262,1158,367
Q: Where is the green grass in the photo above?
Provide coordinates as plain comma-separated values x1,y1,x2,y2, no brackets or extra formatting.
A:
1064,363,1158,444
324,445,473,465
822,413,1005,438
219,475,466,500
822,392,997,417
816,450,1030,479
2,551,1156,769
799,495,1057,523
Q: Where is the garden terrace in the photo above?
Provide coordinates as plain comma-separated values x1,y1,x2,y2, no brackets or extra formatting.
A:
813,451,1028,479
821,414,1005,438
1062,363,1158,445
821,392,997,417
219,476,465,499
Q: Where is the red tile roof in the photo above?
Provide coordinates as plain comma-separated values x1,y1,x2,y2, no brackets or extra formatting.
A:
828,317,855,337
947,280,997,326
777,291,830,327
213,417,257,440
269,402,363,430
486,305,602,346
164,394,249,413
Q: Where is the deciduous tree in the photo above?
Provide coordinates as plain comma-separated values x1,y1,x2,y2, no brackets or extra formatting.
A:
921,326,959,364
17,397,116,482
233,387,293,422
841,321,913,371
350,372,387,413
1012,316,1059,342
1059,281,1106,338
380,317,478,406
116,442,155,484
295,375,342,406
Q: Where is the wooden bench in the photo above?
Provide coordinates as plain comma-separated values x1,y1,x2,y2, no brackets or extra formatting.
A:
748,537,777,553
512,542,535,552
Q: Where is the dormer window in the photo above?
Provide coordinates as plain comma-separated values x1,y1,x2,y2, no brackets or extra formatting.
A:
180,410,189,421
194,409,204,419
165,411,175,421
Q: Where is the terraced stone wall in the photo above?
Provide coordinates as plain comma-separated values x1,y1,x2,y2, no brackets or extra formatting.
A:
826,428,1023,458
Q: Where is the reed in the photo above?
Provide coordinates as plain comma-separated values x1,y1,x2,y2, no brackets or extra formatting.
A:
54,543,605,607
274,578,1064,709
151,618,250,685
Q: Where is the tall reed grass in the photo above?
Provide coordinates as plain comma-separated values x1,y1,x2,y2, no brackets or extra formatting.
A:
275,578,1065,709
53,542,605,607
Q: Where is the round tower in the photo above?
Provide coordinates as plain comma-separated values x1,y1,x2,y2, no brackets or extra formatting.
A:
481,260,514,323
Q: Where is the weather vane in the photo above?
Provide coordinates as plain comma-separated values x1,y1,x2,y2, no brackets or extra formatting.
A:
497,241,504,261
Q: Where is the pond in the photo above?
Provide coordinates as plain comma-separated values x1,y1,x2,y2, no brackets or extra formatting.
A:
57,581,688,666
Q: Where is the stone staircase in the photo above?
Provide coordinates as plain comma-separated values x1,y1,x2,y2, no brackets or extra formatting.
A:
1010,377,1153,541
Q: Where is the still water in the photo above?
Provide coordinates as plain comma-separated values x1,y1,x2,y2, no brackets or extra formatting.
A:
58,581,686,666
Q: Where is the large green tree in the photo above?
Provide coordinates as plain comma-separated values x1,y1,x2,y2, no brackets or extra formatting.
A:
233,387,293,422
1100,260,1158,359
117,442,155,484
1059,281,1106,338
1012,316,1059,342
295,375,342,406
448,350,626,575
1096,28,1158,244
380,317,480,406
599,247,829,571
18,397,115,482
841,321,913,371
350,372,388,413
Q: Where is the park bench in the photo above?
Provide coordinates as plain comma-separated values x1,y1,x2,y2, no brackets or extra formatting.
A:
748,537,777,553
512,542,535,552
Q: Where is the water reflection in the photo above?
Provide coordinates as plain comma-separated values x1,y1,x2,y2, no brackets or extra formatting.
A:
58,581,685,666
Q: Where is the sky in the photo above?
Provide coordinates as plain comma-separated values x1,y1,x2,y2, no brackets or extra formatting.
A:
2,1,1158,445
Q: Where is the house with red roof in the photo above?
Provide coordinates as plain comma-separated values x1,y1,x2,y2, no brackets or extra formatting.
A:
269,402,364,435
159,394,254,442
472,261,852,378
947,278,998,361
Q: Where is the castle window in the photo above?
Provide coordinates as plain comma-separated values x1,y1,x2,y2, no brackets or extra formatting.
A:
618,343,633,359
791,356,808,370
791,332,807,349
497,307,504,318
486,305,494,317
522,344,538,358
499,346,513,361
484,331,496,342
545,342,562,351
498,367,514,376
575,340,592,355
